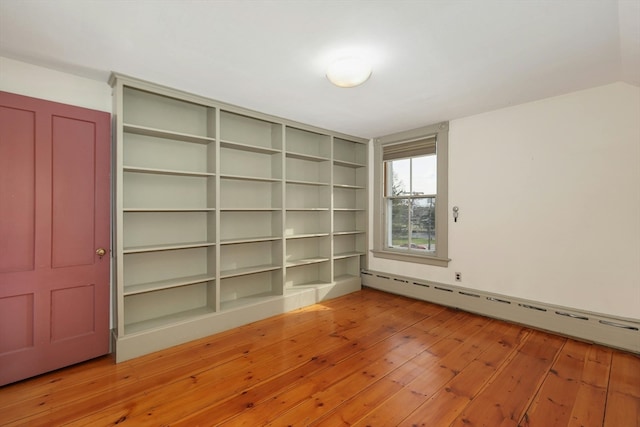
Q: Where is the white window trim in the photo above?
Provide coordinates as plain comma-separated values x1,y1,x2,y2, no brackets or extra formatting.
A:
372,121,450,267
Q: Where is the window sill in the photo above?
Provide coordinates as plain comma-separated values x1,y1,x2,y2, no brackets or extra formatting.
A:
371,249,451,267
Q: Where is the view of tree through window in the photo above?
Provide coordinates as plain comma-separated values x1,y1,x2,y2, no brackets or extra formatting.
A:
384,154,437,253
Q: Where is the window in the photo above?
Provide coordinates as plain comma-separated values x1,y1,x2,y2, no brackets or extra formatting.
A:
372,122,450,267
385,153,437,253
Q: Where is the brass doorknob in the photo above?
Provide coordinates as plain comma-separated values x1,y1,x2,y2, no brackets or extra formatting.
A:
96,248,106,257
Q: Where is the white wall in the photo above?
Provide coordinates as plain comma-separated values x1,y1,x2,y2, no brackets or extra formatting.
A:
369,82,640,320
3,57,638,320
0,56,111,112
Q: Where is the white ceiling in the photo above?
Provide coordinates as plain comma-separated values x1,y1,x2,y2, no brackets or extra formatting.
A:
1,0,638,138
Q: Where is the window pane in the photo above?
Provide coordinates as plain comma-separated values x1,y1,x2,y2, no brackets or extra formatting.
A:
387,199,409,249
412,155,437,195
386,158,410,196
411,198,436,252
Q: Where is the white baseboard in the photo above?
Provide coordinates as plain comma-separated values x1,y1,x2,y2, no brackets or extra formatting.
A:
361,270,639,354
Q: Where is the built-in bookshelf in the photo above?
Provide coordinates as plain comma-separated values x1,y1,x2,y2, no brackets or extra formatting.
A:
333,137,367,281
111,73,368,361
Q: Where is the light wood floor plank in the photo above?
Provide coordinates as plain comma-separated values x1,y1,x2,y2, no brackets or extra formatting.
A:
313,318,513,426
350,318,527,426
447,329,566,427
69,292,415,426
604,351,640,427
218,304,458,426
0,288,636,427
394,321,527,427
523,339,611,427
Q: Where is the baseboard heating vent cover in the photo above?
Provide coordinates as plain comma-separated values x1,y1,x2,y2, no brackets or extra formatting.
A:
361,270,639,354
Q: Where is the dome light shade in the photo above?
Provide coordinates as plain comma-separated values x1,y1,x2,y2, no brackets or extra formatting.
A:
326,57,372,88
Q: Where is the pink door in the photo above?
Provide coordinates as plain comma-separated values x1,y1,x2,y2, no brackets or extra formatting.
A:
0,91,111,386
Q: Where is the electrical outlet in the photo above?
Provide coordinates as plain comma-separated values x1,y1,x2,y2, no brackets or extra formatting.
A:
455,272,462,282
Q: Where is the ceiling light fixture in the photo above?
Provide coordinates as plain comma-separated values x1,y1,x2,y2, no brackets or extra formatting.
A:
326,57,372,88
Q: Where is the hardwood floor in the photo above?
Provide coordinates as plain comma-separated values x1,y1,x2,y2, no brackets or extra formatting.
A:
1,288,638,426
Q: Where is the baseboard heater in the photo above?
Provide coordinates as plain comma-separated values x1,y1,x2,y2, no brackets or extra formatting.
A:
361,270,639,354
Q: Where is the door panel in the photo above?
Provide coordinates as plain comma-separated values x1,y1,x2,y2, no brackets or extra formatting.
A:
0,91,110,386
0,293,34,353
51,284,96,342
0,106,36,273
51,115,96,268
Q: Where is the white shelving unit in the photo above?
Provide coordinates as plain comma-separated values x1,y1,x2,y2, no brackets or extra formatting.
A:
110,74,368,362
333,137,368,282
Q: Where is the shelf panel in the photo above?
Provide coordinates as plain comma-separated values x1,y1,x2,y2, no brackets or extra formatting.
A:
220,292,281,311
333,251,366,260
220,208,282,212
123,274,216,296
220,264,282,279
287,279,332,286
286,151,329,162
123,241,215,254
124,208,215,212
333,208,366,212
123,166,214,177
333,183,366,189
220,235,282,245
286,233,330,239
286,257,330,267
285,179,330,187
124,123,214,145
333,230,366,236
333,159,366,168
220,139,282,155
286,208,329,211
334,273,360,282
124,306,215,335
220,174,281,183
